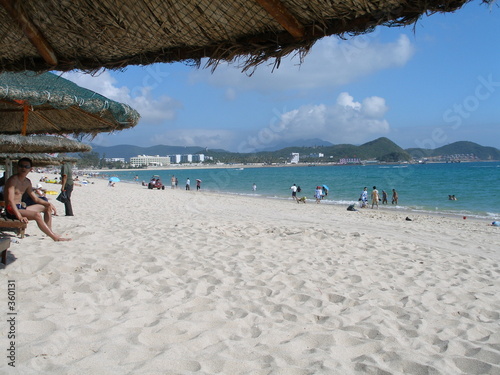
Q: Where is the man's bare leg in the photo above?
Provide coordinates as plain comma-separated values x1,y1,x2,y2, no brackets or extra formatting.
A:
27,204,53,229
23,208,71,241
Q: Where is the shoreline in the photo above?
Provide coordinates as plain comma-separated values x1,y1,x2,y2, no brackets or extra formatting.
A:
92,178,500,222
39,171,499,222
85,159,500,173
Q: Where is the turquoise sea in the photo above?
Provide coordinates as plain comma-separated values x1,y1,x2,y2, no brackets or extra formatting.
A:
102,162,500,220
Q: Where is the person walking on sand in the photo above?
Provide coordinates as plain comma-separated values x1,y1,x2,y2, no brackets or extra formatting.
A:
359,187,368,208
315,186,323,203
392,189,398,205
60,159,74,216
171,175,176,189
185,178,191,190
371,186,379,209
290,183,298,201
5,158,70,241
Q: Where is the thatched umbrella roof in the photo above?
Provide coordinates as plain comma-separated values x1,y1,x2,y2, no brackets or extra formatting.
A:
0,152,64,166
0,0,485,73
0,71,140,136
0,135,91,154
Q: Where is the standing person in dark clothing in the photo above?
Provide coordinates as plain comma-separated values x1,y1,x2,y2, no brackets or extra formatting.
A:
392,189,399,205
382,190,388,204
60,160,74,216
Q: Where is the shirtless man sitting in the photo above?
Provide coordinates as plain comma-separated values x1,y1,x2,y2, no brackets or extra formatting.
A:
4,158,71,241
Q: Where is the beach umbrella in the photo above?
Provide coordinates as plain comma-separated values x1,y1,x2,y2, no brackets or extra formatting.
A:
0,134,91,154
0,71,140,137
109,176,120,183
0,152,65,167
322,185,329,191
0,1,480,74
0,134,90,178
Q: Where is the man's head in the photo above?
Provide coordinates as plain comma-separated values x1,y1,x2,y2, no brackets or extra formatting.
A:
17,158,32,171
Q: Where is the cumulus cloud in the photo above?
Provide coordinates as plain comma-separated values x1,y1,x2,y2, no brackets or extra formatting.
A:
237,92,390,152
191,33,414,92
61,71,181,125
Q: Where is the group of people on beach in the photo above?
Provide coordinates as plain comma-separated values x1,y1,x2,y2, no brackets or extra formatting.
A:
288,183,398,208
359,187,398,209
290,184,329,204
164,175,202,191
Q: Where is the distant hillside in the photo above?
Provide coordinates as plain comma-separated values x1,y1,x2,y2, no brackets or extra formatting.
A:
87,138,498,164
204,137,411,163
406,141,500,160
256,138,334,152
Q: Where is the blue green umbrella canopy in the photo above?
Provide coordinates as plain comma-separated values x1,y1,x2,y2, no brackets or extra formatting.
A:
0,71,140,136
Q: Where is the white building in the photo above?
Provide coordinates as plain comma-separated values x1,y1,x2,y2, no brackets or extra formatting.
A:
180,154,193,163
129,155,170,167
192,154,205,163
290,153,300,164
339,158,361,164
169,154,182,164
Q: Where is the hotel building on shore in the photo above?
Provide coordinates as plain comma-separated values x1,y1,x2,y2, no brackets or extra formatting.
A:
129,155,171,167
129,154,206,167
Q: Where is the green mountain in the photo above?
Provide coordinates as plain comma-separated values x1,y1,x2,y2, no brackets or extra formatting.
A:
406,141,500,160
203,137,411,163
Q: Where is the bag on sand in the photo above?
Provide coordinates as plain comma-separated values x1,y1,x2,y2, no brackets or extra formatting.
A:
56,191,67,203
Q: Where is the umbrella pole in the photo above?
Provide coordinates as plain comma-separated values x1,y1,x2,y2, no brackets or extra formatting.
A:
21,104,29,136
5,158,12,179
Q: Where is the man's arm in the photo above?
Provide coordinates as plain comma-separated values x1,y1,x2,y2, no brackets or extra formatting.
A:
61,171,68,192
27,187,51,208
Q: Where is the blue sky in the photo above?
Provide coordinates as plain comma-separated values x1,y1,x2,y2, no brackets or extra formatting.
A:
63,2,500,152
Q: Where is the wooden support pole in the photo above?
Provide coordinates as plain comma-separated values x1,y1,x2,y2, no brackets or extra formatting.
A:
0,0,58,66
254,0,305,40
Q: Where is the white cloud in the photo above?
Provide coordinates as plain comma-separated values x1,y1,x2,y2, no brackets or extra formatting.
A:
91,92,390,151
337,92,361,110
237,92,390,152
61,71,181,125
150,129,237,150
191,33,414,92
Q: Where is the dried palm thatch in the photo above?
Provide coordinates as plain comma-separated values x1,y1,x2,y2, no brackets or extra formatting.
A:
0,152,65,166
0,0,486,74
0,71,140,136
0,134,91,153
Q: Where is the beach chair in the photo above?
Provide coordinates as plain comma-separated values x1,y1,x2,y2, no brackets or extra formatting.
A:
1,237,10,265
0,201,27,238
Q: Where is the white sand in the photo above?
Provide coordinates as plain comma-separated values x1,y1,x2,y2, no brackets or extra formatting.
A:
2,172,500,374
